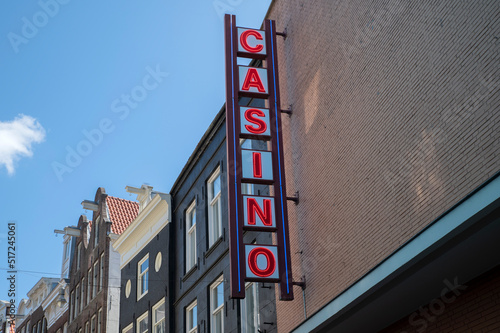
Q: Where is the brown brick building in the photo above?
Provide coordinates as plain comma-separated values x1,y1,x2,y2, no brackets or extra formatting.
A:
262,0,500,332
66,188,138,333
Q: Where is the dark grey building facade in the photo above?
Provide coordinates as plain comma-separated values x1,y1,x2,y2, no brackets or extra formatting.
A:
170,104,278,333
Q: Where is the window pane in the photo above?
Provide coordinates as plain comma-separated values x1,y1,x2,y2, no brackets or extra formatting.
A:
141,259,149,273
138,317,148,333
190,232,196,265
191,210,196,228
214,312,222,333
213,175,221,196
213,282,224,309
142,271,148,294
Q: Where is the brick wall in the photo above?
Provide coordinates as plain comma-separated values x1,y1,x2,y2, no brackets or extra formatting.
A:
379,265,500,333
265,0,500,331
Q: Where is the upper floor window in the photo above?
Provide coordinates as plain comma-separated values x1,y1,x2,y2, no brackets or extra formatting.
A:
186,300,197,333
136,312,148,333
185,201,197,271
210,276,224,333
137,254,149,300
93,261,99,297
76,243,82,269
91,315,96,333
81,277,85,310
153,299,166,333
207,168,222,247
97,308,102,333
70,291,74,320
241,282,260,333
63,241,70,261
99,253,104,291
94,217,100,247
87,268,92,304
75,284,80,315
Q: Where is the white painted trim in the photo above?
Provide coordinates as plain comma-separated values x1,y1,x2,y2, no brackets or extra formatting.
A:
293,175,500,333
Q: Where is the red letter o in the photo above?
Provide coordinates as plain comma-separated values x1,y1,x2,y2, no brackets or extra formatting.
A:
248,247,276,277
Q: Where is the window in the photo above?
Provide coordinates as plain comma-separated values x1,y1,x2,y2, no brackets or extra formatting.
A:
70,291,74,320
93,261,98,297
99,253,104,291
136,312,148,333
91,315,96,333
207,168,222,246
75,284,80,315
94,217,100,247
77,243,82,269
186,300,197,333
137,254,149,299
63,322,68,333
210,276,224,333
97,308,102,333
152,299,165,333
122,324,133,333
185,201,197,271
241,283,259,333
81,277,86,309
85,322,89,333
87,268,92,303
78,329,82,333
64,241,70,261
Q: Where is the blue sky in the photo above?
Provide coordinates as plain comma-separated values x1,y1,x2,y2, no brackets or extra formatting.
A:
0,0,271,305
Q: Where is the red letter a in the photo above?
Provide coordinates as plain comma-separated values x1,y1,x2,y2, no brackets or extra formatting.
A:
242,68,266,92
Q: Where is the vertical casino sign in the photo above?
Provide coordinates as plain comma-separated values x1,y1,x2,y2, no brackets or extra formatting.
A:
225,14,294,300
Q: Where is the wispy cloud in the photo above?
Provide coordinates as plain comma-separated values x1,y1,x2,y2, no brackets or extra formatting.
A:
0,114,46,175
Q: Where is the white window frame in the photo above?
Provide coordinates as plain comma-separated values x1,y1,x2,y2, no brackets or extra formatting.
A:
137,254,149,300
207,168,222,247
136,311,148,333
210,276,224,333
77,243,82,269
85,322,89,333
99,253,104,291
94,217,100,247
75,284,80,315
81,277,86,309
152,299,166,333
87,268,92,304
241,282,260,333
186,300,197,333
93,261,99,297
97,308,102,333
122,323,133,333
185,201,197,271
70,292,74,320
91,315,96,333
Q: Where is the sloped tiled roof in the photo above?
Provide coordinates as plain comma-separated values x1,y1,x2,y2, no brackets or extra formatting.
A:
106,196,139,235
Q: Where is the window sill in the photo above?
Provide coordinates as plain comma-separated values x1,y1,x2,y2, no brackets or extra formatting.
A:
183,264,198,282
205,237,223,258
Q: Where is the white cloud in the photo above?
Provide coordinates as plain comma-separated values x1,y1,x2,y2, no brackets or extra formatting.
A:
0,114,46,175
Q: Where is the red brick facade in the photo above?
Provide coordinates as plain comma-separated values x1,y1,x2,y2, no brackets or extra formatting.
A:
265,0,500,331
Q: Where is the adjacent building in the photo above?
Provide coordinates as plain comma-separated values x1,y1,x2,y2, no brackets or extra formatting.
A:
15,278,60,333
170,102,279,333
113,185,171,333
65,187,138,333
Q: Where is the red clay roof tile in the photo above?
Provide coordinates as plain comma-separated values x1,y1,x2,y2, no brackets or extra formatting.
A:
106,196,139,235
